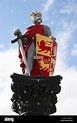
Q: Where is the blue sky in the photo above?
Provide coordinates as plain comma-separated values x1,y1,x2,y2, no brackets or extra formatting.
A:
0,0,77,115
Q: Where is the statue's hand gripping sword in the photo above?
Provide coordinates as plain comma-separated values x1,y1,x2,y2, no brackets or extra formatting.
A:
11,29,30,76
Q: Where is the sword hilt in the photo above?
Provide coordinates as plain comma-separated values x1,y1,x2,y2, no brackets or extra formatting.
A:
11,28,26,44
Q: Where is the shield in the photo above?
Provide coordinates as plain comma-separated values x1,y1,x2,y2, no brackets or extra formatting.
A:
36,34,57,76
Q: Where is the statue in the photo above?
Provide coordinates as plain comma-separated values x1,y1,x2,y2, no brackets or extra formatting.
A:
10,11,63,115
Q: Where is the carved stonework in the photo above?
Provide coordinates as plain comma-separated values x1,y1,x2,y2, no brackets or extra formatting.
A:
10,73,62,115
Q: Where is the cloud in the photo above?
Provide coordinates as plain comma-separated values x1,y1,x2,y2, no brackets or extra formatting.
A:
60,1,77,14
71,44,77,56
55,20,77,59
53,15,77,115
0,44,4,49
54,67,77,115
54,22,77,114
73,44,77,48
56,20,77,69
42,0,54,13
0,48,21,115
71,49,77,56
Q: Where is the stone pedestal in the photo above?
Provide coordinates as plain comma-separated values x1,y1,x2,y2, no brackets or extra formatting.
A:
10,73,62,115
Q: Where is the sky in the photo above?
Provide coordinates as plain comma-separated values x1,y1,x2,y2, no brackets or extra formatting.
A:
0,0,77,115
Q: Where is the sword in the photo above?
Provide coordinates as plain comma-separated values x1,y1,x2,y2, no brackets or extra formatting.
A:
11,28,30,76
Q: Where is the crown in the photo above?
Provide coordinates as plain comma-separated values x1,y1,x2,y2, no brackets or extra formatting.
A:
31,11,41,17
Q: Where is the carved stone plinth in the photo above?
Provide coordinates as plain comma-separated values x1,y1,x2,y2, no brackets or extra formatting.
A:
10,73,62,115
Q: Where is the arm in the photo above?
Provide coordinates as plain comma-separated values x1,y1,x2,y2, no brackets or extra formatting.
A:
44,25,56,41
44,25,52,37
12,28,29,45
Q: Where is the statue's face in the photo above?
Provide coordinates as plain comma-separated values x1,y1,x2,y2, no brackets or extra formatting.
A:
31,14,42,24
35,14,42,23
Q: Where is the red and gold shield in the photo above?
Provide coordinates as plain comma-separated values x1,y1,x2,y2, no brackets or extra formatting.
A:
36,34,57,76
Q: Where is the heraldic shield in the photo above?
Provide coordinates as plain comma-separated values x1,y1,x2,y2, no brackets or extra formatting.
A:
36,34,57,76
